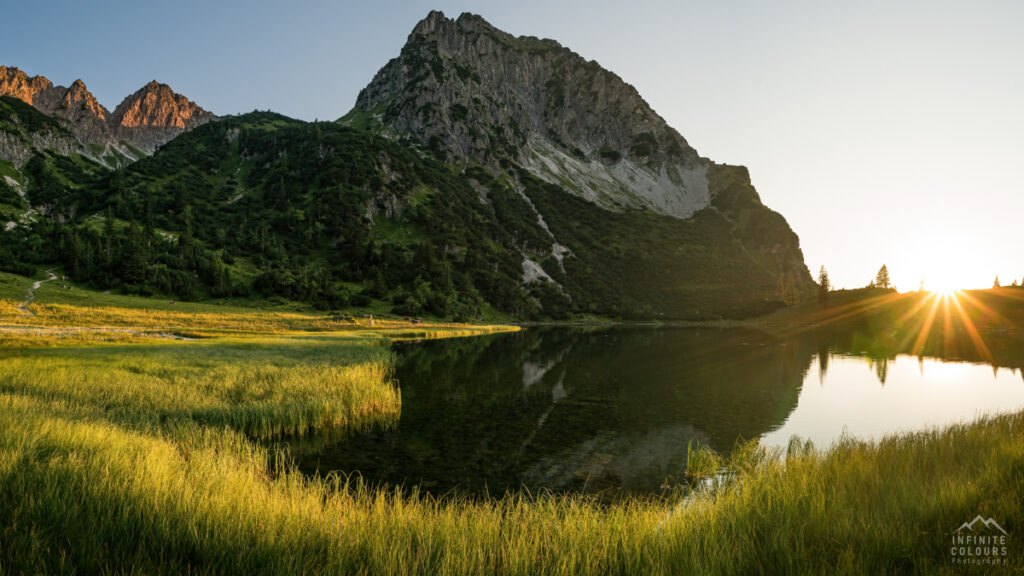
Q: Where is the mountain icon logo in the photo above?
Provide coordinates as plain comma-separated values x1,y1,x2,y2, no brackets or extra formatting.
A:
956,515,1008,535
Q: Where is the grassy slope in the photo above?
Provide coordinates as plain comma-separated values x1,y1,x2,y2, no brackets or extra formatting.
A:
0,301,1021,574
0,271,28,301
761,286,1024,325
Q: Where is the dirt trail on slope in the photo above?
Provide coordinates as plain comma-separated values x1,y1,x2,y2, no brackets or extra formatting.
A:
16,269,58,317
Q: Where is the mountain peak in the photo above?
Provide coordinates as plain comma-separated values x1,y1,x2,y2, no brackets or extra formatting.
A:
0,65,54,106
2,69,108,125
353,10,704,217
411,10,448,35
455,11,491,25
112,80,212,130
63,78,108,121
1,64,213,157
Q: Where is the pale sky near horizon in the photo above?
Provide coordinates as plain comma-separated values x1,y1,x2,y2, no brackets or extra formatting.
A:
3,0,1022,291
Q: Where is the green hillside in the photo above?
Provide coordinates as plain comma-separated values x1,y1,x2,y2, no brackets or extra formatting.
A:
0,110,808,320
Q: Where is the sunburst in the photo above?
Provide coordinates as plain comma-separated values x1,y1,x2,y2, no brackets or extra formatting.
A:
903,289,995,363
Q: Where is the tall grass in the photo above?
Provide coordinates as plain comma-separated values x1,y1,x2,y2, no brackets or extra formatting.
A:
0,337,400,439
0,295,524,336
0,324,1021,573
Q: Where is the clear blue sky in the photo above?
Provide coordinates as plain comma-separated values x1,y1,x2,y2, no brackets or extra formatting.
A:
4,0,1023,290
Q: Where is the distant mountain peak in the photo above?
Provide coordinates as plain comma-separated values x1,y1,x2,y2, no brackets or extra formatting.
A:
112,80,211,130
61,78,108,121
0,65,213,160
0,65,54,106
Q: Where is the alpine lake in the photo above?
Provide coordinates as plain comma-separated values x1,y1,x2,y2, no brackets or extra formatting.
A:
296,325,1024,499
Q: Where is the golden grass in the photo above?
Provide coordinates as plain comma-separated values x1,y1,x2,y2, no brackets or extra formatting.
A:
0,302,1019,574
0,298,519,350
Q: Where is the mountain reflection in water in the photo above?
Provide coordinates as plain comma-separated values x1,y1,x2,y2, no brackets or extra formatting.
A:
297,326,1024,497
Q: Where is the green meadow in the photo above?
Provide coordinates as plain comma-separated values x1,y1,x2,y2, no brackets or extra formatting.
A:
0,300,1021,574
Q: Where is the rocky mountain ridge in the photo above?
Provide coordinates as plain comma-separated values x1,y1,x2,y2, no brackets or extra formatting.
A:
0,65,213,162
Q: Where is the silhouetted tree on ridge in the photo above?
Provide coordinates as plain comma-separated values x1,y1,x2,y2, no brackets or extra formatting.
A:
818,265,831,304
874,265,891,290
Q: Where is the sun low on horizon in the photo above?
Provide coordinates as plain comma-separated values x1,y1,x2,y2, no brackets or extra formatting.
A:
920,270,963,296
834,224,1017,294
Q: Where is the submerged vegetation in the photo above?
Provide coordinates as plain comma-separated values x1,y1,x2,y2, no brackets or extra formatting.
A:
0,300,1021,574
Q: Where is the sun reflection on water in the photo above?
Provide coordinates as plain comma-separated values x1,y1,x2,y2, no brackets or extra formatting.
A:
761,354,1024,449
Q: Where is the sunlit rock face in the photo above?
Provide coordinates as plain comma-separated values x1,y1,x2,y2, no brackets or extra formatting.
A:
0,66,213,156
0,66,54,106
111,81,214,152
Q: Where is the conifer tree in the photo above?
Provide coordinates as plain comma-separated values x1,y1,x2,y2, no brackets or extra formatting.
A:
104,205,114,267
120,222,147,285
143,194,155,247
817,265,831,304
874,264,891,289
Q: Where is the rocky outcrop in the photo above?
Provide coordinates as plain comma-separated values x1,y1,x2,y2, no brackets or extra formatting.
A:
31,79,113,145
34,79,110,121
0,129,80,167
0,95,81,166
0,66,213,156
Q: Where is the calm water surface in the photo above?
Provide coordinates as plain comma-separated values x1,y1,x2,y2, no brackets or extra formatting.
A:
298,327,1024,496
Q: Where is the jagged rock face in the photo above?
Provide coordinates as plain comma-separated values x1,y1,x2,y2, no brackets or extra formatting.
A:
50,79,110,121
0,96,80,165
0,92,81,167
30,79,113,146
0,66,54,105
112,81,211,129
0,66,213,156
2,71,112,140
110,81,214,152
354,11,711,217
